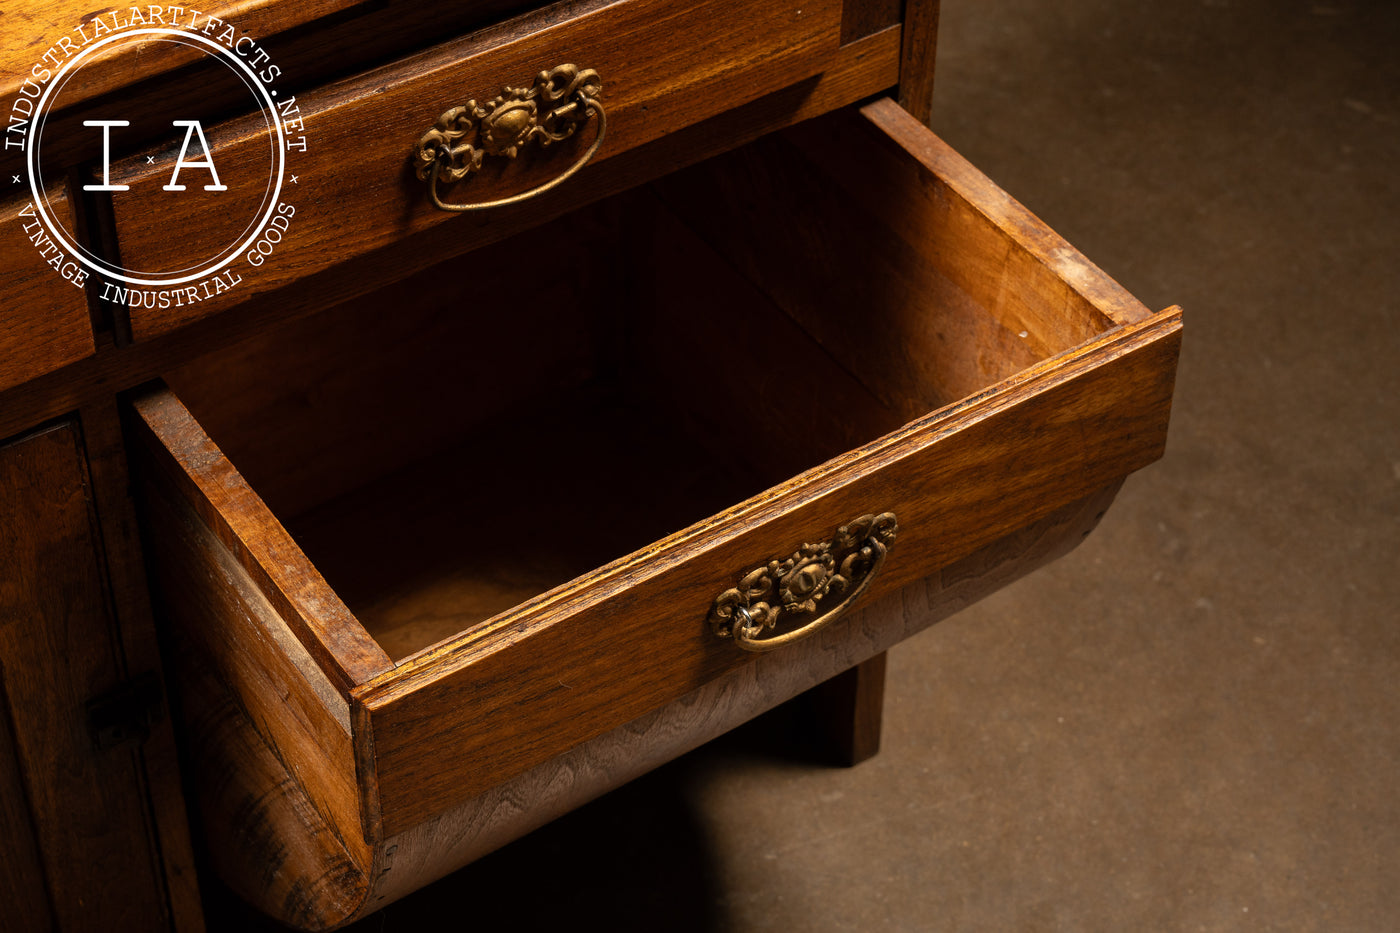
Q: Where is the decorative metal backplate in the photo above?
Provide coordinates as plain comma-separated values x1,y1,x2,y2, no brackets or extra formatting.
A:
413,64,603,186
708,513,898,652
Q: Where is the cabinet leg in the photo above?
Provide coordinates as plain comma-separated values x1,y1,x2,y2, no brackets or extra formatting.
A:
808,651,887,766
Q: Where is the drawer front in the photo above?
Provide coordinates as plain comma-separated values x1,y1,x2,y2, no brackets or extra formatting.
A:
362,316,1179,831
133,98,1180,847
102,0,842,341
0,189,94,391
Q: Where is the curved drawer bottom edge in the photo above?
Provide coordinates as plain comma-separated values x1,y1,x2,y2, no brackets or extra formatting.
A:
188,481,1121,930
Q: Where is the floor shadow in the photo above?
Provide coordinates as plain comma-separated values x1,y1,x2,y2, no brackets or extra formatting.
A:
203,754,726,933
201,686,854,933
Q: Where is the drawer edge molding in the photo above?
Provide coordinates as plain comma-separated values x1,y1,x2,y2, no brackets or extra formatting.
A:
364,306,1181,698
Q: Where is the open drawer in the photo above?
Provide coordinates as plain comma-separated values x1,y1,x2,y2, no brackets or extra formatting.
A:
129,98,1180,930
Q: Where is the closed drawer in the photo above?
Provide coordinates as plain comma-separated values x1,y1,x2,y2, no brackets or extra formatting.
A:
98,0,844,342
0,188,95,391
129,99,1180,929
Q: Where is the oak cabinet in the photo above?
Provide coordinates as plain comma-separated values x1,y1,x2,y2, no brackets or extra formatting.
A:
126,98,1177,927
0,420,197,931
0,1,1179,929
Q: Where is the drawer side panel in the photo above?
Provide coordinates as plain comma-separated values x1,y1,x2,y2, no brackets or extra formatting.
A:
134,440,378,927
129,388,392,687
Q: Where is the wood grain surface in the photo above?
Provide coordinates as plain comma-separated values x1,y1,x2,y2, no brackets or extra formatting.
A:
344,113,1180,831
136,469,376,930
0,188,94,392
841,0,903,43
104,0,843,339
655,101,1147,420
156,481,1121,928
365,482,1123,912
80,398,207,932
0,27,902,443
0,422,172,930
897,0,942,123
130,388,393,690
359,311,1178,832
0,668,52,930
0,0,373,110
0,6,973,930
128,102,1179,839
157,199,637,522
11,1,573,182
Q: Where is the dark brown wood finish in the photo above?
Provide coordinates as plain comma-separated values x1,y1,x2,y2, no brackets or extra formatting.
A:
0,26,903,444
155,200,636,522
130,101,1180,851
78,398,207,932
130,389,393,691
0,3,1188,929
365,483,1122,907
104,0,844,340
0,422,173,930
898,0,942,123
0,668,52,930
0,0,374,110
161,481,1123,926
808,651,888,766
0,188,94,392
7,0,569,178
136,468,375,930
841,0,903,43
360,311,1179,831
349,110,1180,832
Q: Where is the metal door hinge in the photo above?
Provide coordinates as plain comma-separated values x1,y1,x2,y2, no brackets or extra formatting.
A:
87,672,164,751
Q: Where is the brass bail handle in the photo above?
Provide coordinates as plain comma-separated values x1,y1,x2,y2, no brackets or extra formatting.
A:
413,64,606,212
708,513,898,653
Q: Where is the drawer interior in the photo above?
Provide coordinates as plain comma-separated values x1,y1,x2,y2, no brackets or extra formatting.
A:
157,103,1129,663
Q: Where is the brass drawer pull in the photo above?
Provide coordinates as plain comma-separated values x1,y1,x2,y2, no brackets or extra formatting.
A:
413,64,606,212
709,513,898,652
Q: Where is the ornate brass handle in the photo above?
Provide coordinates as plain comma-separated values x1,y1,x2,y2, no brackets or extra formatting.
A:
413,64,605,212
708,513,898,653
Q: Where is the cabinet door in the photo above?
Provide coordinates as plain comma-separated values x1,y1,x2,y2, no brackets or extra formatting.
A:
0,422,171,930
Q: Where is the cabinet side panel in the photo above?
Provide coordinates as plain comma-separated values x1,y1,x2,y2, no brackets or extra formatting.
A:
0,422,169,930
0,670,53,931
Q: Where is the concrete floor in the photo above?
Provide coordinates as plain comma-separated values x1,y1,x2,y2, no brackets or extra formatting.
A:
224,2,1400,929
